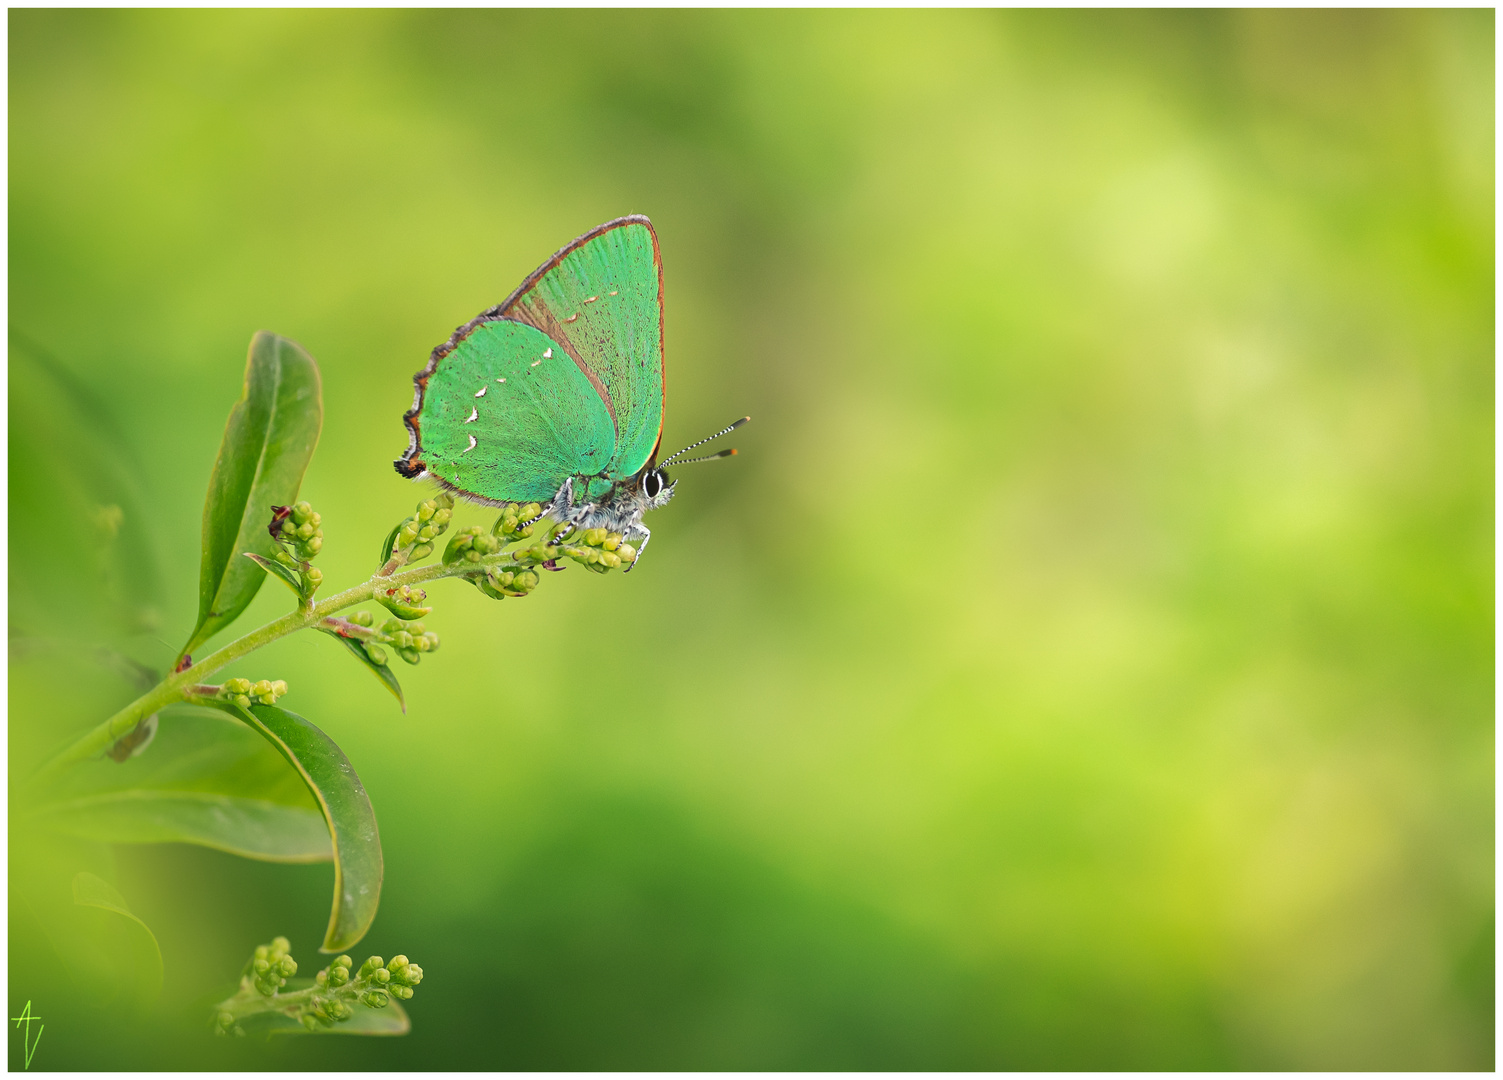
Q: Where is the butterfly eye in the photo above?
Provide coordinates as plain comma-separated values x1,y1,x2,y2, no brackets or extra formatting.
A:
643,469,669,499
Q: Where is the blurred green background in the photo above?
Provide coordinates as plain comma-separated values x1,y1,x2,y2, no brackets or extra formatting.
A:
8,8,1493,1070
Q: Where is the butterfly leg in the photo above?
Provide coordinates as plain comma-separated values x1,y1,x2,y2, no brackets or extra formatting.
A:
622,523,650,572
533,476,577,531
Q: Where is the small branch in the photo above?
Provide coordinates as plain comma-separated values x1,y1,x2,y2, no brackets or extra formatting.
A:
29,550,531,786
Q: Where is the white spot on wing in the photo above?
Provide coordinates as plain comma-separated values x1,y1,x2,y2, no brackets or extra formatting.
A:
585,295,598,303
564,313,578,323
496,376,506,383
543,347,552,358
475,386,487,397
609,289,618,296
462,434,477,454
531,360,541,367
464,407,478,423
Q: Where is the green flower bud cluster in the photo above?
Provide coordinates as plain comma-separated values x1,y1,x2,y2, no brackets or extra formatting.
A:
444,525,504,565
377,583,432,620
274,501,324,561
381,618,439,665
215,677,288,709
492,502,544,541
472,564,542,601
268,502,325,598
340,611,439,666
298,953,425,1030
386,494,455,568
213,941,426,1036
251,936,298,996
559,528,637,574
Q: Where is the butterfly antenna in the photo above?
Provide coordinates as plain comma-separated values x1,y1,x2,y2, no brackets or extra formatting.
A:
659,416,750,467
672,448,738,466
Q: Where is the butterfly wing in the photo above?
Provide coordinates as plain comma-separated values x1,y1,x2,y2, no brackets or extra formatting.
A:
401,318,615,505
493,216,665,483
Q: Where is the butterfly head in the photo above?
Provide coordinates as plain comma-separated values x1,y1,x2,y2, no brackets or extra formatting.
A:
640,466,676,509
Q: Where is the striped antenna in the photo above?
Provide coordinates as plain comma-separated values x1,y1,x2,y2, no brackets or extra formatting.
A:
671,448,738,466
658,416,750,466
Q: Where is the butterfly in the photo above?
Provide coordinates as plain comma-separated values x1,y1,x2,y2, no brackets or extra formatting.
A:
395,215,746,569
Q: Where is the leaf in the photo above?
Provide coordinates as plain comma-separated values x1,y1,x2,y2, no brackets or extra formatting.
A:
9,330,164,635
319,628,406,711
245,551,306,600
41,791,331,863
379,521,402,567
239,980,412,1037
220,703,384,953
70,871,164,1009
34,708,331,862
181,332,323,659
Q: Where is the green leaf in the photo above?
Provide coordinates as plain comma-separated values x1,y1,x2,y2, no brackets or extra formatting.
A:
245,551,306,600
379,522,402,567
34,709,331,862
9,330,164,636
320,628,405,711
71,870,164,1009
220,703,384,953
42,792,331,863
240,981,412,1037
274,1000,410,1037
181,331,322,659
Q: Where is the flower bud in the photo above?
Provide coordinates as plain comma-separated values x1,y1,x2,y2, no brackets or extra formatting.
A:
293,501,314,523
360,956,384,976
300,1014,320,1032
329,965,350,987
416,503,435,523
278,956,297,977
391,984,414,1000
365,644,388,666
234,694,251,708
361,990,390,1009
305,566,324,586
253,958,270,975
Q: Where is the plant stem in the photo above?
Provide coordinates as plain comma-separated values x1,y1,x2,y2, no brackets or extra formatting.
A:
31,552,526,784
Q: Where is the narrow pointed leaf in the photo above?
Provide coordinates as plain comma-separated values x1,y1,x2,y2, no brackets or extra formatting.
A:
241,981,411,1036
35,708,330,862
379,522,402,567
71,871,164,1008
220,703,383,953
245,551,307,600
182,332,322,659
319,628,405,711
42,791,331,862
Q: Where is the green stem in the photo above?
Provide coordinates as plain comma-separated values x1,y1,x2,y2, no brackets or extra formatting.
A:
31,551,531,784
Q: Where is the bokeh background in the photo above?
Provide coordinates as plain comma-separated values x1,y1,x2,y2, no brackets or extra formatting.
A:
8,8,1494,1070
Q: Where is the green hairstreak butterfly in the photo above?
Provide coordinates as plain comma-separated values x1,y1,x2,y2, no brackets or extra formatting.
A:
395,215,747,569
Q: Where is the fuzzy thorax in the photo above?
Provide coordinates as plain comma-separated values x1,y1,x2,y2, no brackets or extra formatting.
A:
544,469,674,561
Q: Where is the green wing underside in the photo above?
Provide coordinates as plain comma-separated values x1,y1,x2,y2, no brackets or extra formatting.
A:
420,320,616,504
501,219,665,479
